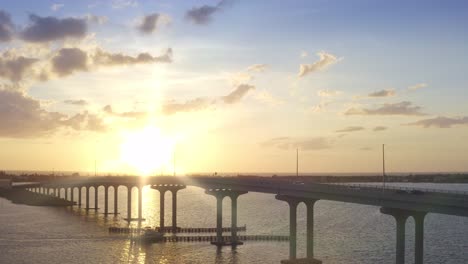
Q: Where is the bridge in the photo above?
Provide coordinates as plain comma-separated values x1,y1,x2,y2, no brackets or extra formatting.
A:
19,175,468,264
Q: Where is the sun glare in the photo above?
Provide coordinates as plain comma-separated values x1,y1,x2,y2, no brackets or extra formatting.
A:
119,126,175,176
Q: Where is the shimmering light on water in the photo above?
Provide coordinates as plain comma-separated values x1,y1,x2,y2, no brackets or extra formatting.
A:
1,183,467,263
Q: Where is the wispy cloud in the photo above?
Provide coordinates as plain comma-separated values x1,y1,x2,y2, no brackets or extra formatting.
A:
335,126,365,133
50,4,64,11
20,14,87,43
230,64,267,86
373,126,387,131
161,98,214,115
111,0,138,9
47,47,173,78
222,84,255,104
298,51,340,77
137,13,171,34
85,14,108,25
103,105,146,119
368,89,395,98
0,10,14,42
317,89,341,97
185,0,232,25
344,101,426,116
64,99,88,106
406,116,468,128
408,83,428,91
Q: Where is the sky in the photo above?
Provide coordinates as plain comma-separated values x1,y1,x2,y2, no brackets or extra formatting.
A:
1,0,468,175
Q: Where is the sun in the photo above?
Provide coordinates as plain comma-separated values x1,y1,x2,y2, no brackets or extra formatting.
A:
119,126,175,176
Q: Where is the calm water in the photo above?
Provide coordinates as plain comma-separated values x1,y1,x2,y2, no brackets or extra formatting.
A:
1,183,467,264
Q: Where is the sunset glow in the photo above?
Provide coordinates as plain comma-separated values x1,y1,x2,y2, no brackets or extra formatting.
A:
119,126,175,176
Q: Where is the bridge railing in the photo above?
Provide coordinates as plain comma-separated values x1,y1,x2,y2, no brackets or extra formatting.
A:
329,182,468,196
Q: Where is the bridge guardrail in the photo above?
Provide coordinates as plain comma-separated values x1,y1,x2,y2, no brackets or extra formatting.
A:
329,182,468,196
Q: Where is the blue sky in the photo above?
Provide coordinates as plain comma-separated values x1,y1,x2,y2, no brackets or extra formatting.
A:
1,0,468,174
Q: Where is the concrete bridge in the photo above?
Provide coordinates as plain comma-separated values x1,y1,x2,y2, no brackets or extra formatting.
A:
21,175,468,264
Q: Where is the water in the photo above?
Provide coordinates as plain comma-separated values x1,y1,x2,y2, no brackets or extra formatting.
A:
1,183,467,263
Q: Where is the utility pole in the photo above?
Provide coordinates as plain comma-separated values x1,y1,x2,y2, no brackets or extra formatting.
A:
382,144,386,190
296,148,299,177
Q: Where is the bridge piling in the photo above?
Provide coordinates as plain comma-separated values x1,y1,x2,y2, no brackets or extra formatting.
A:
104,186,109,215
127,186,132,221
114,185,118,215
85,186,90,209
276,195,300,260
413,212,426,264
206,189,247,247
138,186,142,220
381,208,410,264
94,186,98,211
78,187,82,207
152,184,186,231
306,199,318,259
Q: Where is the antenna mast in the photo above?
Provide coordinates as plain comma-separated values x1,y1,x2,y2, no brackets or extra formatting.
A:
296,148,299,177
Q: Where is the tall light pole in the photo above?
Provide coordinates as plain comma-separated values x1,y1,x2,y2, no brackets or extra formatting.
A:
296,148,299,177
382,144,386,190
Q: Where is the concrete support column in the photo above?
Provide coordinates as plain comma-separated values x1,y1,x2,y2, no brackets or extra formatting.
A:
172,189,179,233
104,186,109,215
216,194,223,243
231,194,239,242
152,184,186,232
85,186,90,209
78,187,82,206
54,188,58,197
138,186,143,220
306,199,319,259
276,195,301,260
205,189,247,246
114,185,118,215
381,207,410,264
414,212,427,264
94,186,98,210
71,187,74,204
65,188,68,200
127,186,132,221
159,189,167,229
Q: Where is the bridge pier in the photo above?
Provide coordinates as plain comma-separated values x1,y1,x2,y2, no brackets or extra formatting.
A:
152,184,186,231
104,185,109,214
205,188,247,247
94,186,98,211
414,212,426,264
78,187,82,207
127,186,132,221
381,207,427,264
276,195,322,264
70,187,74,204
114,185,118,215
65,188,68,200
85,186,90,210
